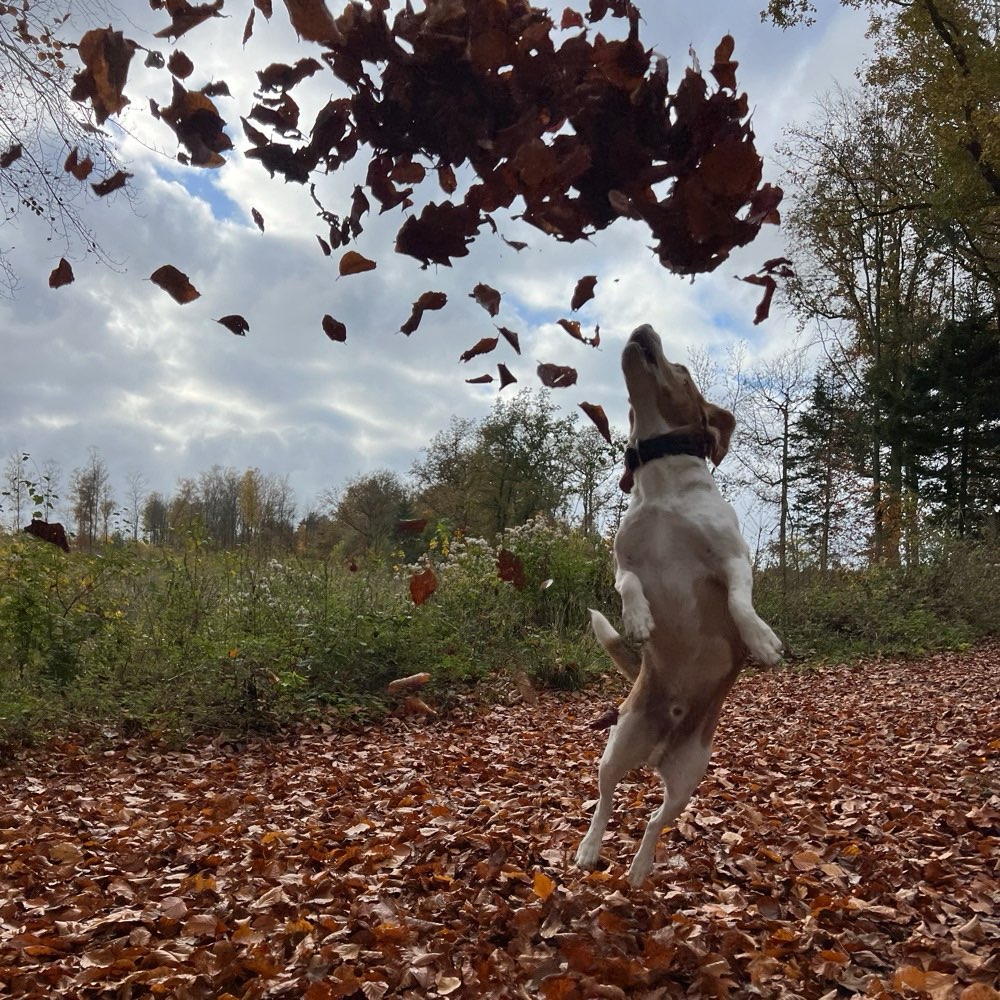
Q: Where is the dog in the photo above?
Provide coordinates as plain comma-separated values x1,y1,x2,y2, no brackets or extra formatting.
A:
23,519,70,552
576,324,783,886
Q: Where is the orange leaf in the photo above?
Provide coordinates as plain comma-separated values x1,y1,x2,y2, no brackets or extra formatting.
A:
532,870,556,900
339,250,376,276
579,402,611,443
460,337,498,363
409,567,437,605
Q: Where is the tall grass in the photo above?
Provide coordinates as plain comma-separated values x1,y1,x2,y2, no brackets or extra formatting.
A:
1,520,996,746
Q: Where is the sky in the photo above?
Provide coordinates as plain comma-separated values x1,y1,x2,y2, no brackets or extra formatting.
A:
0,0,871,530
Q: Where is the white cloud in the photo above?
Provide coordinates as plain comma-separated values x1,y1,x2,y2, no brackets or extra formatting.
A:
0,0,871,528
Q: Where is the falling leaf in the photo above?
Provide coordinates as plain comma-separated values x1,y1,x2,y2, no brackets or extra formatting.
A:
150,264,200,304
466,374,494,385
497,549,525,589
396,518,428,536
339,251,376,276
498,363,518,389
571,275,598,310
64,148,95,180
1,143,23,169
48,259,74,289
282,0,342,44
460,337,498,364
537,363,577,388
502,236,529,252
561,8,585,29
579,402,612,443
91,170,132,196
153,0,225,40
322,315,347,342
497,326,521,354
316,234,331,256
216,315,249,336
409,567,437,605
251,207,265,232
386,672,431,693
400,291,447,335
167,50,195,78
470,283,502,316
70,28,136,124
243,7,255,45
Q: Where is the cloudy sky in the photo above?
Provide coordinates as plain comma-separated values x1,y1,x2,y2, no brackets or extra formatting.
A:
1,0,870,529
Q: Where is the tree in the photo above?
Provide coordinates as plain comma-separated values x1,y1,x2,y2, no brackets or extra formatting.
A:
906,310,1000,535
732,344,813,589
123,470,148,542
0,0,126,295
766,0,1000,300
780,87,952,564
142,491,169,546
326,469,412,557
69,446,113,547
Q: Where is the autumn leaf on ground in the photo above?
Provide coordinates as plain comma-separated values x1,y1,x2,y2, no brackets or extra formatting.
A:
150,264,200,304
251,208,265,232
579,402,612,444
571,275,598,311
216,315,249,336
48,259,74,289
498,363,517,389
322,315,347,342
470,283,502,317
91,171,132,196
497,326,521,354
400,291,447,335
537,363,577,388
409,567,437,605
339,250,376,276
460,337,498,364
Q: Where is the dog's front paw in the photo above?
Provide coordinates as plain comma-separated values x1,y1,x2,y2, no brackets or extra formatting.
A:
626,853,653,887
743,617,784,667
575,835,603,871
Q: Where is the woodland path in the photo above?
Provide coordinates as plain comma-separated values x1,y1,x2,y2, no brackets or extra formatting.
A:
2,648,998,999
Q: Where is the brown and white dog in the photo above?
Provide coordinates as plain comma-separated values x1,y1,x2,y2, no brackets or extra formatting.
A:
576,324,783,886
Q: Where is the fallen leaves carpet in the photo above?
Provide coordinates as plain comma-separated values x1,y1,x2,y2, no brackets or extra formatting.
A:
2,648,998,999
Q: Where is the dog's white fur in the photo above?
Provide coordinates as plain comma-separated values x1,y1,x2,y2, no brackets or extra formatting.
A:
576,324,783,886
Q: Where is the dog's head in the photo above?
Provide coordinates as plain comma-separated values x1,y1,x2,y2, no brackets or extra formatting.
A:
622,324,735,467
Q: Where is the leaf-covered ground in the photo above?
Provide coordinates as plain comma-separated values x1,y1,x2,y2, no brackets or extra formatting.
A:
2,648,998,999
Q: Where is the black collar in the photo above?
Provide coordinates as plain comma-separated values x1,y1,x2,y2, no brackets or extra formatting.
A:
624,428,710,471
619,427,711,493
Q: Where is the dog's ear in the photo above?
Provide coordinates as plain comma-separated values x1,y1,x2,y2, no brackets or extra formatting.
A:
704,403,735,466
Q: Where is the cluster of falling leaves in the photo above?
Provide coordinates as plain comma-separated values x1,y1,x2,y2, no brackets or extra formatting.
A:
14,0,794,438
1,646,997,998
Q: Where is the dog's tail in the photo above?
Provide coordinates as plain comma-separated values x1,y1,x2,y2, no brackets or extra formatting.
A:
589,609,641,682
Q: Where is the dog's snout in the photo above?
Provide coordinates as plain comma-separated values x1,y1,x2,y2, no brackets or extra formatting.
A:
627,324,661,365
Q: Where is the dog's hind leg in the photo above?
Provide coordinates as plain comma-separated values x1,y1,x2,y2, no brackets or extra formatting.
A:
575,713,650,871
627,735,712,887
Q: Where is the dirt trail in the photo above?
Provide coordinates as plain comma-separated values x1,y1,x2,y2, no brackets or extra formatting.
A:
2,648,998,999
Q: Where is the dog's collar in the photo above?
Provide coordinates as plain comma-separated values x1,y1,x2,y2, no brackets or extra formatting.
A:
619,428,711,493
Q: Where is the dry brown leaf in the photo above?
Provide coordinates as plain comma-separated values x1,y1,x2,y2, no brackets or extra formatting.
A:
150,264,200,304
48,258,74,289
322,315,347,342
339,250,376,276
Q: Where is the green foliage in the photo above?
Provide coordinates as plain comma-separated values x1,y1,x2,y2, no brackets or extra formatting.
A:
2,522,996,746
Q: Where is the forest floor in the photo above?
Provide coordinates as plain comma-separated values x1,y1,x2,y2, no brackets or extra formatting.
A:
1,647,998,1000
